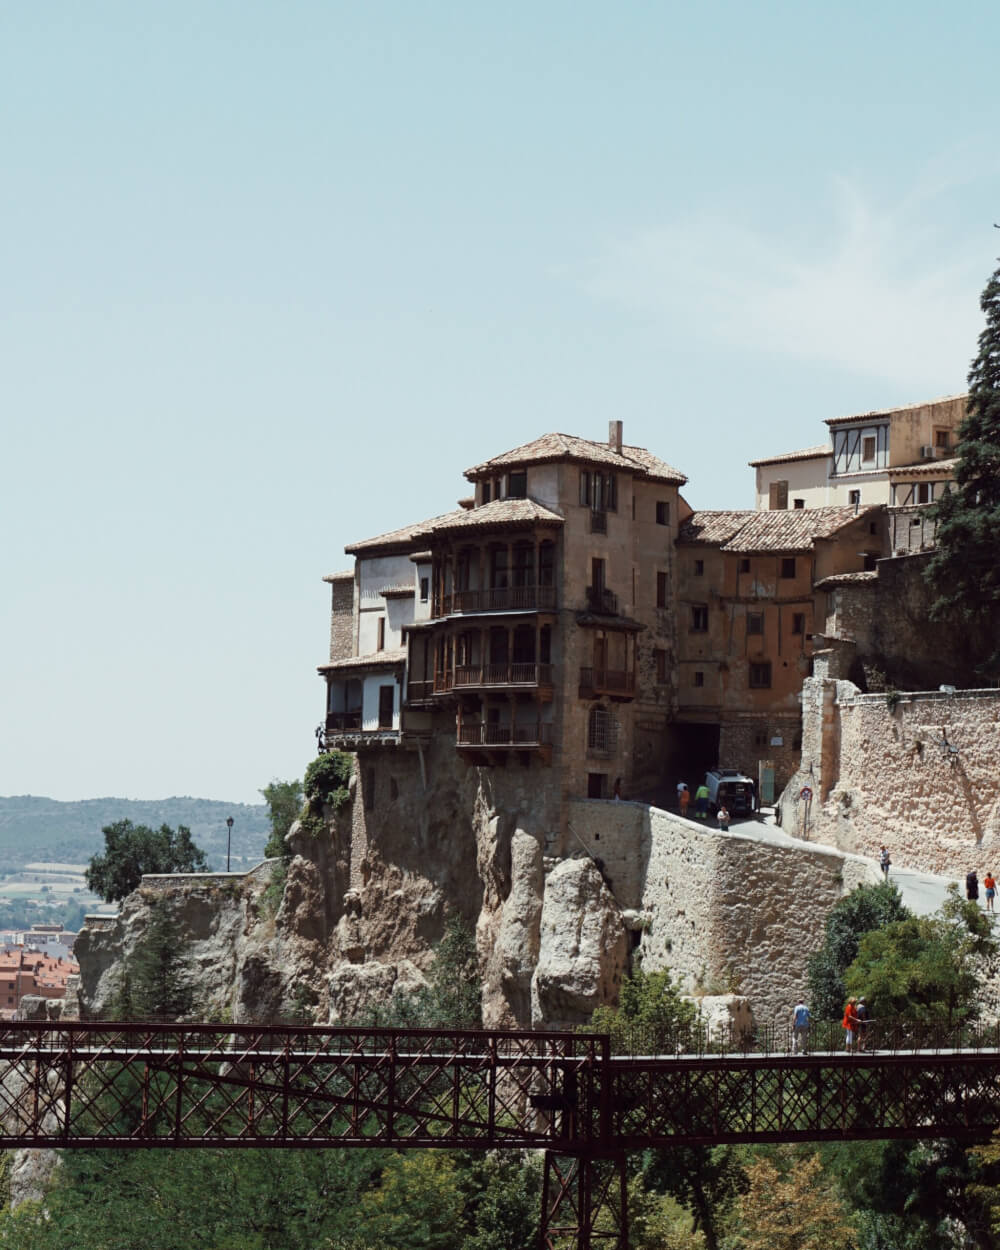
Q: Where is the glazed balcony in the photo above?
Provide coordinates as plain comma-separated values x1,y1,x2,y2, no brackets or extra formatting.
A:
578,668,635,699
457,722,554,748
432,585,556,618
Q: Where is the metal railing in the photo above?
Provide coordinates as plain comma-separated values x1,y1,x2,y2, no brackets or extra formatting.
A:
585,586,618,614
325,711,362,732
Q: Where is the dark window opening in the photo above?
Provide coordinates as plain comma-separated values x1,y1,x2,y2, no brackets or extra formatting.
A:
780,558,796,579
749,662,772,689
739,558,751,574
862,436,876,461
378,685,395,729
419,577,429,603
849,489,861,507
656,571,668,607
863,552,878,571
587,773,608,799
377,617,386,650
793,498,805,509
691,604,708,632
656,501,670,525
693,670,705,687
747,612,763,636
507,470,527,498
694,559,704,576
481,481,491,504
792,612,806,635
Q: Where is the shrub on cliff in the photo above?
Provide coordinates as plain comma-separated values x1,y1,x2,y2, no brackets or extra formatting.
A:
85,819,208,903
260,777,304,859
806,881,909,1020
304,751,353,812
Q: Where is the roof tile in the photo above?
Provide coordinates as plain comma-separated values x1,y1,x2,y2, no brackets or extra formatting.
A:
680,506,877,554
465,433,687,485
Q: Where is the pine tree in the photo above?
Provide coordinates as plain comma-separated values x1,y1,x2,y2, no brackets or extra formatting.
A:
925,257,1000,676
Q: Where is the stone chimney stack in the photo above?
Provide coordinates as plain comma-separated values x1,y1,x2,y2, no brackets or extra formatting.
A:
609,420,623,455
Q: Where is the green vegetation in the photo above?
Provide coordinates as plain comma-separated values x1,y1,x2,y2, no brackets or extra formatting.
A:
303,751,353,812
85,820,208,903
260,778,304,859
806,881,909,1020
926,257,1000,678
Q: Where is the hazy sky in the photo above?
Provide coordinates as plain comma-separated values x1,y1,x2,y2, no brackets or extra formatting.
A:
3,2,998,805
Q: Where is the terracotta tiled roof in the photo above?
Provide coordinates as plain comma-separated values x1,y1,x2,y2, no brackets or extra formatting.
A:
814,571,879,590
888,458,959,477
680,506,877,554
418,497,565,537
825,394,967,427
345,510,468,556
317,648,407,673
464,433,687,485
748,445,830,468
677,511,755,546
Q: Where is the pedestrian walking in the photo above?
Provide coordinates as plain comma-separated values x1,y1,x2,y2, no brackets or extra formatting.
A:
967,870,980,903
717,805,731,832
842,997,859,1052
791,999,810,1054
694,783,710,819
985,873,996,914
879,846,891,880
678,784,690,818
855,996,870,1051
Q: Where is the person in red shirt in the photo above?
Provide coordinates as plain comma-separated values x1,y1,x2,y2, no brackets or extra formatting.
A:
984,873,996,914
842,998,859,1052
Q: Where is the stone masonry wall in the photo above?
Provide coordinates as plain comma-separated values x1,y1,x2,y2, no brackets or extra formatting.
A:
782,679,1000,878
329,574,355,662
566,797,879,1026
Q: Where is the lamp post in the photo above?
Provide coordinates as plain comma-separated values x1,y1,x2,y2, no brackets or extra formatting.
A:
226,817,234,873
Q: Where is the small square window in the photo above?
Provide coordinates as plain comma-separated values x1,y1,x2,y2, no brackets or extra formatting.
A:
693,670,705,688
934,428,950,449
792,612,805,636
780,558,796,579
656,501,670,525
691,605,708,632
849,490,861,507
862,436,876,461
916,482,931,504
738,558,751,574
793,498,805,509
749,662,772,689
747,612,763,636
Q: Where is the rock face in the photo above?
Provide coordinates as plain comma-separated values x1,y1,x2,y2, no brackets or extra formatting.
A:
73,746,882,1043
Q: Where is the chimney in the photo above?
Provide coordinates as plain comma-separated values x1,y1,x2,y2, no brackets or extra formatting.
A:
609,420,623,455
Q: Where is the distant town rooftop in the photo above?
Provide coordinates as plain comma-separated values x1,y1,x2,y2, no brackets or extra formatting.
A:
680,505,878,554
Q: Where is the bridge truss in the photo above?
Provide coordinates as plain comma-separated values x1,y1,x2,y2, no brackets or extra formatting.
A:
1,1021,1000,1248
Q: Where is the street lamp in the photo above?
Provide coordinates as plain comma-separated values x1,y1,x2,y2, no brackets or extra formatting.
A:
226,817,234,873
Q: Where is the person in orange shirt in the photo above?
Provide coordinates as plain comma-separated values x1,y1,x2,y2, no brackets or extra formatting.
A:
842,997,859,1052
985,873,996,914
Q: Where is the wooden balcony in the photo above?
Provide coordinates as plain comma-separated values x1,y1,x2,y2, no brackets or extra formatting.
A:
578,668,635,699
457,722,554,748
326,711,362,732
448,663,554,691
584,586,618,614
432,585,556,618
405,679,435,704
325,711,401,750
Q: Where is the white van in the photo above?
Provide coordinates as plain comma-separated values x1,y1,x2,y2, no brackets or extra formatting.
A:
704,769,756,817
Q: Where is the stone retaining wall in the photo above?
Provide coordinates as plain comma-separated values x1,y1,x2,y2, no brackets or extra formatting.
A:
139,859,280,892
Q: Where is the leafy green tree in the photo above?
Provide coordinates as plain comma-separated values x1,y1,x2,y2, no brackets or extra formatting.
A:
260,778,303,859
590,966,699,1052
806,882,909,1020
735,1150,854,1250
926,257,1000,676
844,886,995,1027
304,751,353,811
85,820,208,903
460,1153,541,1250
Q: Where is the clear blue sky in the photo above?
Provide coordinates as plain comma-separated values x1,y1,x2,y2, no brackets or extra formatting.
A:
3,1,998,805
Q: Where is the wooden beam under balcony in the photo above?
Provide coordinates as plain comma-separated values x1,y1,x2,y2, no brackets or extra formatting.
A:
578,668,636,699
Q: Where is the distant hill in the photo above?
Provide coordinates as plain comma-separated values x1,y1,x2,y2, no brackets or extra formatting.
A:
0,796,271,872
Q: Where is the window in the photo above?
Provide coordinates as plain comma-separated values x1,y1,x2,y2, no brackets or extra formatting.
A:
419,577,429,602
507,470,527,498
863,552,878,571
793,498,805,509
749,662,772,689
916,482,931,504
739,558,751,574
849,489,861,507
768,480,789,510
792,612,805,635
377,617,386,651
587,773,608,799
780,558,796,579
592,558,606,592
580,470,618,512
934,428,950,449
747,612,763,636
693,670,705,688
378,685,395,729
655,648,668,683
691,604,708,632
587,706,614,753
862,436,877,462
656,501,670,525
693,559,704,576
481,481,491,504
656,571,668,607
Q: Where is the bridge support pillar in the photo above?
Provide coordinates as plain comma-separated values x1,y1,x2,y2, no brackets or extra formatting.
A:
540,1150,628,1249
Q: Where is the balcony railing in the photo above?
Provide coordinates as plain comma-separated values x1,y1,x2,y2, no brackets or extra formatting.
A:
448,663,554,690
590,509,607,534
432,585,556,617
457,722,554,748
585,586,618,614
326,711,362,732
579,668,635,696
406,680,434,702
